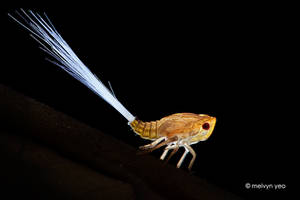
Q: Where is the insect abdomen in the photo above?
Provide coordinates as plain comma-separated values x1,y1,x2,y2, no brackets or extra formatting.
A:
130,119,159,140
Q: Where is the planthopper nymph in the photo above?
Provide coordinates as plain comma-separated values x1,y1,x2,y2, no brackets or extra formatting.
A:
130,113,216,170
9,9,216,170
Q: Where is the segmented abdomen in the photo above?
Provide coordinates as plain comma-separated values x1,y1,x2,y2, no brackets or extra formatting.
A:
130,119,159,140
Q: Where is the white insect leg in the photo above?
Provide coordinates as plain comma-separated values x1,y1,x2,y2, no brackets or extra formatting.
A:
160,143,177,160
165,145,179,163
160,148,170,160
184,144,196,170
137,136,178,155
176,148,189,168
139,137,166,150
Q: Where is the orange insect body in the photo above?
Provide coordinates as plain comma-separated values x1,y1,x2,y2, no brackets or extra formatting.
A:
130,113,216,141
130,113,216,170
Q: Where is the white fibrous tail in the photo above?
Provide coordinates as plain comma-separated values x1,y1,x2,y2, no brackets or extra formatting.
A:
8,9,135,123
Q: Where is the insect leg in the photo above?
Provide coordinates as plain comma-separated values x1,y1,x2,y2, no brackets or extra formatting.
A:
160,143,176,160
176,147,189,168
160,148,170,160
149,136,178,152
164,145,179,164
137,136,178,155
184,144,196,170
139,137,166,150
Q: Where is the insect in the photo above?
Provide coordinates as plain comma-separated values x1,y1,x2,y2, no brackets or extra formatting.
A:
9,9,216,170
131,113,216,170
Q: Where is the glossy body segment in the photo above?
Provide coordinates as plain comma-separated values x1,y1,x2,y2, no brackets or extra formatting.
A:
130,119,159,140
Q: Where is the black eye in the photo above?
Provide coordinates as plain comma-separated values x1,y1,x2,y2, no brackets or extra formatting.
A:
202,123,210,130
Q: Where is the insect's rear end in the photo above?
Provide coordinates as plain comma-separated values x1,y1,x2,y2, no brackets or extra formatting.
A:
130,119,160,140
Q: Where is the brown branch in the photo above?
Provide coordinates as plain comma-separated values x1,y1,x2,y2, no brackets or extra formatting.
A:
0,84,242,200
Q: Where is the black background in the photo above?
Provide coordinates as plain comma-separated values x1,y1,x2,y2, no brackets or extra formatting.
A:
1,4,294,199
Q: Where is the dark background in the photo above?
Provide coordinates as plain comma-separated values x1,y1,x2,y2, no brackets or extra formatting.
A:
1,5,294,199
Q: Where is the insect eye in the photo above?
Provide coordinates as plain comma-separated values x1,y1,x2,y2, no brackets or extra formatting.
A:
202,123,210,130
